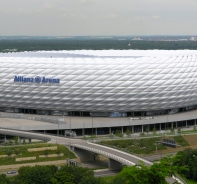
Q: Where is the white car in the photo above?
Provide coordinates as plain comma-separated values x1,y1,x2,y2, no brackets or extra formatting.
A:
7,170,17,174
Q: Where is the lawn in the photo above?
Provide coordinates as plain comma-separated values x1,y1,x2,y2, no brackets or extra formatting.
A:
0,143,75,165
100,137,166,155
100,135,191,155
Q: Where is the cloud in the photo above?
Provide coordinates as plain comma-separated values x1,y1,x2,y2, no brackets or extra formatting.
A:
79,0,94,6
134,16,160,21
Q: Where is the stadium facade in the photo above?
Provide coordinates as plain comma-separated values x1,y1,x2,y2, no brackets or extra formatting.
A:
1,50,197,116
0,50,197,135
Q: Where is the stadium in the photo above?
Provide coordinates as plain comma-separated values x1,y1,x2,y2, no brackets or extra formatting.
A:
0,50,197,135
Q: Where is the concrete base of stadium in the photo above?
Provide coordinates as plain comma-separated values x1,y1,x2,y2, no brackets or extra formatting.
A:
0,109,197,136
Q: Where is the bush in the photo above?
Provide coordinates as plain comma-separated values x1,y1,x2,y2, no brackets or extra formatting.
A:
177,128,181,133
152,128,156,135
125,129,131,136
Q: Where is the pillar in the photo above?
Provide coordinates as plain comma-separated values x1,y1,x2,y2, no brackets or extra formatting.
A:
95,128,97,135
28,138,31,143
186,120,188,127
141,125,144,133
195,119,196,126
108,158,123,170
171,122,173,128
4,135,6,143
18,137,22,144
82,128,85,136
160,123,161,131
109,127,111,134
57,130,59,135
176,122,177,128
121,127,123,134
132,126,134,133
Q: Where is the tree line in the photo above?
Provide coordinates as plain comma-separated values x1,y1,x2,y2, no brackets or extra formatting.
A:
1,39,197,52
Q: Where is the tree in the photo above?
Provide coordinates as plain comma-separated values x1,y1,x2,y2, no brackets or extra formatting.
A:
145,127,149,134
112,164,168,184
16,165,58,184
125,128,131,136
112,157,188,184
51,165,104,184
173,148,197,181
152,128,156,135
0,174,10,184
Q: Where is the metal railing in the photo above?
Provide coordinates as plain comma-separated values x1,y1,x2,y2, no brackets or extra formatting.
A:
0,112,64,124
68,142,135,166
0,127,51,142
173,174,187,184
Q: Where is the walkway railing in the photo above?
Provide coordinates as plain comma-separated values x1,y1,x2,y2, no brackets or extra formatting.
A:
0,112,64,124
0,127,51,142
68,142,134,166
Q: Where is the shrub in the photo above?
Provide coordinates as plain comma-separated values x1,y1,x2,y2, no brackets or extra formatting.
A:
152,128,156,135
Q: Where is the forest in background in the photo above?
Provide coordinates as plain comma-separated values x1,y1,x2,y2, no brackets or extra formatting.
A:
0,36,197,52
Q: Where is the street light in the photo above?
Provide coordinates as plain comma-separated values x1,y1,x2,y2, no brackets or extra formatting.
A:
69,116,71,131
92,117,93,135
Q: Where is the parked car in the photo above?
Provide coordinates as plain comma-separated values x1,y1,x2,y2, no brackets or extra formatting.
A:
7,170,17,174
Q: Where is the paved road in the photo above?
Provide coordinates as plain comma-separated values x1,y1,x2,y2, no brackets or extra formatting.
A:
94,170,119,177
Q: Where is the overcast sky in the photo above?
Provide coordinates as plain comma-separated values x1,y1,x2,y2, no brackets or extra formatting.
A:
0,0,197,36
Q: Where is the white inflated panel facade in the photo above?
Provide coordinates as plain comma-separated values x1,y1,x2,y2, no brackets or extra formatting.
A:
0,50,197,112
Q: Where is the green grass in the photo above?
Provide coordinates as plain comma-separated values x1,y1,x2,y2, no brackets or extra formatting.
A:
101,175,115,183
180,129,197,134
100,137,166,155
179,175,197,184
173,136,190,147
99,134,192,155
0,143,76,165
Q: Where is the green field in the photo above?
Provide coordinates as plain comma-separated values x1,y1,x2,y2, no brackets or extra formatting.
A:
0,143,75,165
100,135,190,155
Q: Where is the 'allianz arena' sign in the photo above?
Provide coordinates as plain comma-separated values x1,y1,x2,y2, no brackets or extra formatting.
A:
14,76,60,84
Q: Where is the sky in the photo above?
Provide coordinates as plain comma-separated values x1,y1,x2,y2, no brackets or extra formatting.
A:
0,0,197,36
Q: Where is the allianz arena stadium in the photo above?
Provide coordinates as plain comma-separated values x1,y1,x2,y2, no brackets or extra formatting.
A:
0,50,197,135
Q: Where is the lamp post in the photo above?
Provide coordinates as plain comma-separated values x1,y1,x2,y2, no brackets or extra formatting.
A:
70,116,71,131
129,118,131,133
92,117,93,135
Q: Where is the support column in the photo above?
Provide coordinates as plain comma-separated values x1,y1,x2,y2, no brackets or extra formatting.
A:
160,123,161,131
57,130,59,135
109,127,111,134
4,135,6,143
108,158,123,170
18,137,22,144
132,126,134,133
82,128,85,136
171,122,173,128
28,138,31,143
186,120,188,127
121,127,123,134
176,122,177,128
141,125,144,133
195,119,196,126
95,128,97,135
